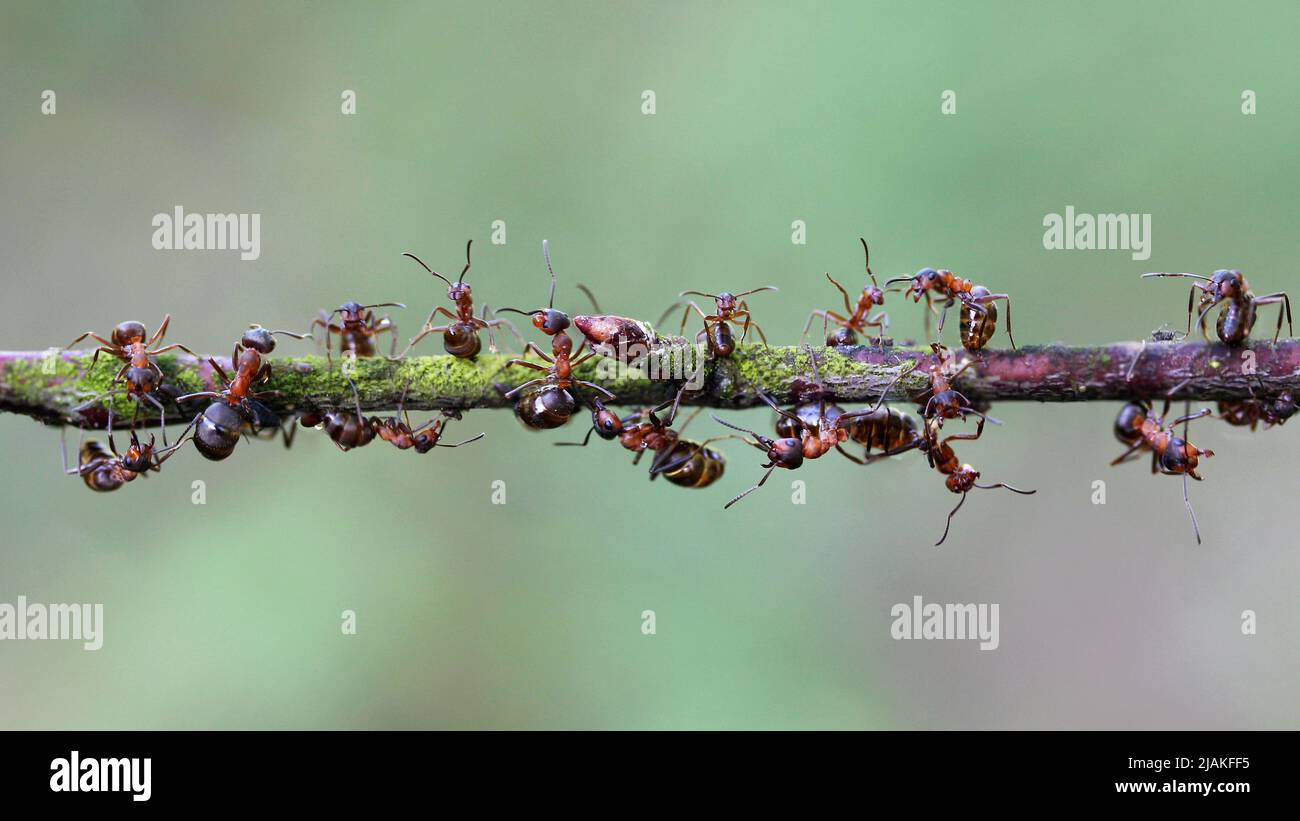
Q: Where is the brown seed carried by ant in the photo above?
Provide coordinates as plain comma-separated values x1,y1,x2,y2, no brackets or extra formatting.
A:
802,237,890,347
398,240,522,359
1143,269,1292,347
667,283,777,358
311,301,405,366
883,269,1016,351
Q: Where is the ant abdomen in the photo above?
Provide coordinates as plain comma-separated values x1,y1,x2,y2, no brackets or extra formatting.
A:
827,326,858,346
960,286,997,351
659,441,726,488
1113,401,1147,444
79,441,129,492
193,402,243,461
514,386,576,430
1216,299,1255,346
321,410,375,451
708,322,734,357
111,321,147,346
443,322,482,358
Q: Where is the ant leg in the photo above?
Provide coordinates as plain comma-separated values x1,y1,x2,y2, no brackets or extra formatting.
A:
1253,293,1293,342
723,465,776,510
935,493,968,546
207,358,232,384
826,272,854,316
397,324,450,359
678,301,709,336
801,311,830,344
436,432,486,448
143,393,169,446
975,293,1016,349
865,311,889,344
1109,441,1145,466
935,298,954,335
1126,339,1147,381
517,342,555,363
1168,408,1212,428
147,314,172,347
942,417,986,445
573,379,616,400
66,332,116,351
502,378,548,399
755,390,805,427
834,444,866,465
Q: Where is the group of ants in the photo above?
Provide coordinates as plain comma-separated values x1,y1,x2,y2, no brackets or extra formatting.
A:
60,237,1293,545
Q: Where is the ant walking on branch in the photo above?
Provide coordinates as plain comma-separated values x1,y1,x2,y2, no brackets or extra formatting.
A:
669,284,777,358
884,268,1016,351
802,238,890,346
312,300,405,366
398,240,522,359
1142,269,1291,346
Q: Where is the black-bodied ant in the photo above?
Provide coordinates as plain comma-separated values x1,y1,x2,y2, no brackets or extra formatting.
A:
1143,269,1292,346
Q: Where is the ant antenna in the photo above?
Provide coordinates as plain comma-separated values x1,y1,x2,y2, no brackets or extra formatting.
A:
459,240,472,284
403,252,453,287
1143,272,1212,282
859,237,878,287
708,413,770,449
680,289,720,299
733,286,778,298
576,284,601,313
542,239,557,309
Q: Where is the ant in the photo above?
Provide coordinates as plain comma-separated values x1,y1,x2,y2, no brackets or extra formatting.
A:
398,240,521,359
1111,397,1216,543
920,416,1036,546
672,284,778,358
495,241,615,424
1142,270,1292,346
173,325,308,460
802,238,890,346
883,269,1016,350
911,344,999,434
311,300,405,366
559,383,733,488
65,315,197,439
370,379,485,453
1218,389,1295,431
60,425,187,493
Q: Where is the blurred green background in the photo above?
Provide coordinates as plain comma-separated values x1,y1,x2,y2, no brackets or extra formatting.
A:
1,1,1297,729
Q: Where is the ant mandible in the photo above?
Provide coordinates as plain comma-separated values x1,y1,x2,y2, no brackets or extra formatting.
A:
370,379,486,453
311,300,405,367
495,240,616,413
674,283,778,358
65,314,197,439
1142,270,1292,346
398,240,522,359
802,238,890,346
1111,397,1216,543
883,268,1016,351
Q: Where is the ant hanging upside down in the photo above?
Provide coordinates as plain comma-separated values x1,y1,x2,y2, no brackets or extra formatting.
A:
60,425,188,492
1111,396,1216,543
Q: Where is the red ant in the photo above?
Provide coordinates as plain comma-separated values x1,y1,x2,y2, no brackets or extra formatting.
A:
370,379,485,453
66,314,197,438
559,383,733,488
919,416,1036,546
884,269,1016,350
1218,390,1295,430
398,240,521,359
906,344,1000,436
1111,397,1216,543
173,325,308,460
59,426,187,492
495,241,615,425
311,300,405,366
1142,270,1292,346
674,284,778,357
802,238,890,346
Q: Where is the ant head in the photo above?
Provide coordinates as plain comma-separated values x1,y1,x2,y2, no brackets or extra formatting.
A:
768,437,804,469
120,432,157,473
125,366,159,394
447,282,472,303
1271,390,1297,421
896,269,943,301
1208,269,1246,298
242,326,279,354
336,301,365,322
111,321,147,347
714,292,738,313
534,308,571,335
946,464,980,493
592,405,623,440
866,285,886,305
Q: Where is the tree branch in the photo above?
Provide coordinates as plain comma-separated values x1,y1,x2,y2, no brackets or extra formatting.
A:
3,336,1298,429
